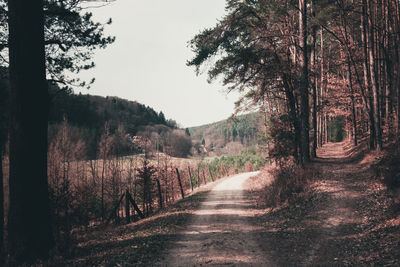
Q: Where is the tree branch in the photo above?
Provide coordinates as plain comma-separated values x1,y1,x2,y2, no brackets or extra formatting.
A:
0,43,8,52
44,40,68,52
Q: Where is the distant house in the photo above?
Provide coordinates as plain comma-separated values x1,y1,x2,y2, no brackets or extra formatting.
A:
126,134,151,152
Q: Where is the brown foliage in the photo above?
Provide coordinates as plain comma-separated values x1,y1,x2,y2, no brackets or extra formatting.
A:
165,130,192,158
376,143,400,191
264,161,317,207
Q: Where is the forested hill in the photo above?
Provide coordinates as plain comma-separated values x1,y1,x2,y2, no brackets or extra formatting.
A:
49,90,176,132
188,112,265,154
48,90,178,157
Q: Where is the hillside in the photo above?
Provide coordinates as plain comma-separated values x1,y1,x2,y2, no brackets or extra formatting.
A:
49,90,176,132
48,89,180,158
188,112,265,155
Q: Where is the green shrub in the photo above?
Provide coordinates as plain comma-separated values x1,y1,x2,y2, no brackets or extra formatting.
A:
206,147,267,175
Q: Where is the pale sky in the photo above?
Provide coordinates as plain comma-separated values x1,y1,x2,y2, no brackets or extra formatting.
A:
77,0,239,128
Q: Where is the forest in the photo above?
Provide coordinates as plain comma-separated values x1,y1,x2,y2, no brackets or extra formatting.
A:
0,0,399,265
189,112,264,154
188,0,400,163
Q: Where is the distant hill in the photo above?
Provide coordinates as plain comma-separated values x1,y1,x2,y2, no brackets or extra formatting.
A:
49,90,176,132
48,90,178,157
188,112,265,155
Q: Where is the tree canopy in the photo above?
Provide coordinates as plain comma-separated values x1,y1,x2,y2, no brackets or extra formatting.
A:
0,0,115,89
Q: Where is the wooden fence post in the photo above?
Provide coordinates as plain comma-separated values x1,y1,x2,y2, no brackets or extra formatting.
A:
156,178,163,209
208,166,214,182
176,168,185,199
125,189,130,224
126,191,145,219
107,193,125,223
188,166,194,191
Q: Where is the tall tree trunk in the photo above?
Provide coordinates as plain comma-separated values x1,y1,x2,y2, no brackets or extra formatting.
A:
320,28,325,147
347,59,358,146
362,0,377,149
282,75,300,162
299,0,310,163
383,0,393,131
7,0,54,261
311,1,318,157
0,153,3,256
367,0,383,151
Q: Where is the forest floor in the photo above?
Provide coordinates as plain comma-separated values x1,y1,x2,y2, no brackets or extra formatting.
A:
245,141,400,265
156,171,266,265
66,141,400,266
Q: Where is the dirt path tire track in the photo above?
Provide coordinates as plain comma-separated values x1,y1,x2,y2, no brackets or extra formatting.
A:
301,142,399,265
159,171,270,266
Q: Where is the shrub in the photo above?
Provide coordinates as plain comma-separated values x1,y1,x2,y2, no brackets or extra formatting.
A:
264,161,316,207
376,143,400,190
268,115,296,162
165,129,192,158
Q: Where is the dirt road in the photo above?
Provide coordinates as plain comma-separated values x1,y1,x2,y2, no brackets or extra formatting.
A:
70,142,399,265
160,171,270,266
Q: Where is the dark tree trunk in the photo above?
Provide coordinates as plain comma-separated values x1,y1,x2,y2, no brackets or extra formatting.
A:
347,60,358,146
320,28,325,147
0,79,6,259
0,154,3,256
282,74,300,162
311,2,318,158
7,0,54,261
299,0,310,163
367,0,383,151
361,0,377,149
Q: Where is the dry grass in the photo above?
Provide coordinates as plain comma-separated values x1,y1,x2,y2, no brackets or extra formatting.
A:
58,188,212,266
245,161,319,208
264,161,318,207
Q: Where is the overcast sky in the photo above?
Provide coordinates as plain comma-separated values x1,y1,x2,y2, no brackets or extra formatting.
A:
77,0,239,128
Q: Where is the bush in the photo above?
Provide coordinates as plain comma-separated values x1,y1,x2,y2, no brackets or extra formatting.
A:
377,144,400,190
268,115,295,162
206,147,267,174
165,129,192,158
264,161,316,207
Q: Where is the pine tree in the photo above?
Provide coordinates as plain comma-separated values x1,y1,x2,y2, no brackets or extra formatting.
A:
7,0,54,261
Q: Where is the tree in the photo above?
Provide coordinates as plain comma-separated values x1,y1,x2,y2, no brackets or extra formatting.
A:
0,67,7,256
187,1,310,162
158,111,166,124
298,0,310,163
185,128,191,136
0,0,115,90
137,159,156,216
7,0,54,261
4,1,114,261
165,130,192,158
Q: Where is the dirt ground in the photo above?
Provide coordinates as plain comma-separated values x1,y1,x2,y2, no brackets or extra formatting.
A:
157,171,268,265
246,142,400,265
159,142,400,266
67,142,399,266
